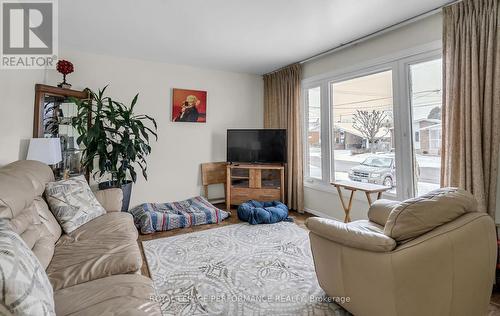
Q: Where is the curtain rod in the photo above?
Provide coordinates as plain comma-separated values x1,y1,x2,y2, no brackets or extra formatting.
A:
264,0,462,76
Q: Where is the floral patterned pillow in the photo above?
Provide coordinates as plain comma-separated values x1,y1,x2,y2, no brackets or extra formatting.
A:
0,219,55,315
45,176,106,234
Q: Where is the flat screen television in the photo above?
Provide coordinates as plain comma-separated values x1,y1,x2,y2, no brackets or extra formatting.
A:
227,129,287,164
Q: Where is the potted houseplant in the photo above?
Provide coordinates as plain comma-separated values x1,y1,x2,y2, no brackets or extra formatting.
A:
70,86,157,211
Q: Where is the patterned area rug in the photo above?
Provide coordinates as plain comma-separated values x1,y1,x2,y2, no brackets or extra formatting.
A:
143,222,351,315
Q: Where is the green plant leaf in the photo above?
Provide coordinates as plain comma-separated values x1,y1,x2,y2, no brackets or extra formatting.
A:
130,93,138,111
71,86,158,185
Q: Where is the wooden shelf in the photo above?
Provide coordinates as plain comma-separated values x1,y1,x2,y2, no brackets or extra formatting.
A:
226,164,285,210
228,163,284,170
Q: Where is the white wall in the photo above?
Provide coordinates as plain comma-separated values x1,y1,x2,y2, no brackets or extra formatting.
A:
0,70,48,164
0,49,263,207
303,13,443,79
302,13,443,221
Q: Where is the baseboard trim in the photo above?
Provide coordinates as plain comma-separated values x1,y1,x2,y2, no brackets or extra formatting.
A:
304,207,338,220
208,198,225,205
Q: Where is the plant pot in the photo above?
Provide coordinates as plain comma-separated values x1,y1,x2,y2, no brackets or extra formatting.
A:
98,180,133,211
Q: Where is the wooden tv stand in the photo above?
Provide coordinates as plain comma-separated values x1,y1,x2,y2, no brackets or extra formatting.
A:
226,163,285,210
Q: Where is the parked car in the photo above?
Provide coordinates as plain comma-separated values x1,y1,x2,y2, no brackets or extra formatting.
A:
348,155,396,187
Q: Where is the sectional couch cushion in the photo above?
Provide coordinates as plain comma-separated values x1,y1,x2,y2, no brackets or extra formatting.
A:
45,175,106,234
46,212,142,290
0,160,161,315
94,188,123,212
0,219,55,315
384,187,477,241
0,161,61,269
53,274,161,316
57,211,139,242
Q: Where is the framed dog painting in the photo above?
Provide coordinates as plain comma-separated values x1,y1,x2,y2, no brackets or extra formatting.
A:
171,88,207,123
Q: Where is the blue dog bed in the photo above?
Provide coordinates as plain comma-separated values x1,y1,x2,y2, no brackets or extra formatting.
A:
237,200,292,225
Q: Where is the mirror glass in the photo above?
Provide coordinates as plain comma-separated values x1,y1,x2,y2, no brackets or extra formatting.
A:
42,95,82,179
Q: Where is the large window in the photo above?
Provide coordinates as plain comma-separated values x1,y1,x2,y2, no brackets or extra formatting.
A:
409,58,442,195
331,70,396,193
305,87,322,179
303,48,442,200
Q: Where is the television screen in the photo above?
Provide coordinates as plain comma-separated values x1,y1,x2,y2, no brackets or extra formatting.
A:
227,129,287,164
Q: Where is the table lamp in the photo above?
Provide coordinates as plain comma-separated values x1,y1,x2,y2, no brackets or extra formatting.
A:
26,138,62,165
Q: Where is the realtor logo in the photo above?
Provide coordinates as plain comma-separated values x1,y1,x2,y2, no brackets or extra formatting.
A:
1,0,58,69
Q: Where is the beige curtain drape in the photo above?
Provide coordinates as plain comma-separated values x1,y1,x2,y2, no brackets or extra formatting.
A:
263,64,304,211
441,0,500,216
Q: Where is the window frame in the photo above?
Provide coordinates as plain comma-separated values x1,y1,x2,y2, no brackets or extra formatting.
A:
302,42,441,201
303,84,324,182
401,50,443,197
303,82,331,186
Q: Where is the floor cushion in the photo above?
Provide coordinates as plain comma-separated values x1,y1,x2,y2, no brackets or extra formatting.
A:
47,213,142,290
237,200,292,225
54,274,161,316
128,196,230,234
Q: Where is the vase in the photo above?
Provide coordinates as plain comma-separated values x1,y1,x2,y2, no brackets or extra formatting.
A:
57,74,72,89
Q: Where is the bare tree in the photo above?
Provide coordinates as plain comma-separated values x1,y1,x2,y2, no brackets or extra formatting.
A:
427,106,442,120
352,110,390,152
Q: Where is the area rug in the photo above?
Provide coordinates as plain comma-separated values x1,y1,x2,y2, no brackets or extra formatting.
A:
142,222,351,315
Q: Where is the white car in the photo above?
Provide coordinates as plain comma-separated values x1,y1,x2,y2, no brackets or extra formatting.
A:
348,155,396,187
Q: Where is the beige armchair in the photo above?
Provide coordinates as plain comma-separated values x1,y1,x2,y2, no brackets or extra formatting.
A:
306,188,497,316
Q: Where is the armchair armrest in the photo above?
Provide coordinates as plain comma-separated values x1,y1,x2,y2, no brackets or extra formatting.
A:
94,188,123,212
367,199,399,226
305,217,396,252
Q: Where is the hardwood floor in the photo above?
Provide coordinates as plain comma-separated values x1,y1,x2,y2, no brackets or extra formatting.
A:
490,290,500,315
136,207,500,314
137,207,313,277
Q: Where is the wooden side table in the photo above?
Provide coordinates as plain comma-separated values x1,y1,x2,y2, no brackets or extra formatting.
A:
331,180,391,223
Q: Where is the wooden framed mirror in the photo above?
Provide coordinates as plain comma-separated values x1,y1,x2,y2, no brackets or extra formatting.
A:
33,84,91,180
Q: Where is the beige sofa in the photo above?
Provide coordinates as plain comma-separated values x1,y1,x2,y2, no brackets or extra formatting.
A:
0,160,161,315
306,188,497,316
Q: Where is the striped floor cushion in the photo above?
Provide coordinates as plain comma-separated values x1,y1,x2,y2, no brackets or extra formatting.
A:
128,196,230,234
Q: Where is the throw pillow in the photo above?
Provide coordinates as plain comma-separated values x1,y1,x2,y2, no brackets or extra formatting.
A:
0,219,55,315
45,175,106,234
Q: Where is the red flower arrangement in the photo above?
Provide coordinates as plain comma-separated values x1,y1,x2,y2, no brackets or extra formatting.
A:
56,60,74,88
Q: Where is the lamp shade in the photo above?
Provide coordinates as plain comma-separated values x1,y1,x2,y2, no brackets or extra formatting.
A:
26,138,62,165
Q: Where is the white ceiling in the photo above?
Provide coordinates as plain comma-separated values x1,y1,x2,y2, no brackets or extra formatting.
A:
59,0,450,75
